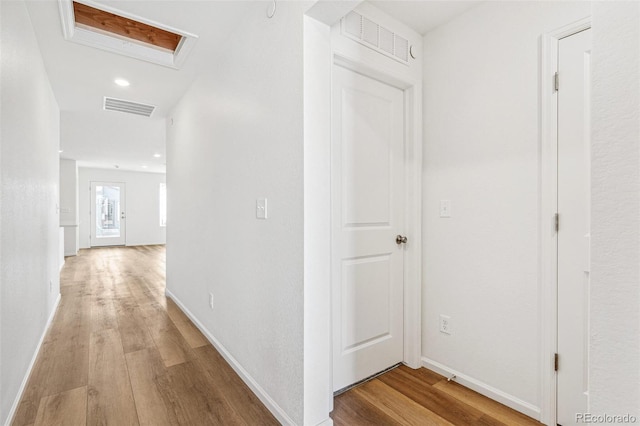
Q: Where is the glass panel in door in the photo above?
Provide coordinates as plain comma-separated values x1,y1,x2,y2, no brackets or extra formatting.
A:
95,185,121,239
91,181,126,247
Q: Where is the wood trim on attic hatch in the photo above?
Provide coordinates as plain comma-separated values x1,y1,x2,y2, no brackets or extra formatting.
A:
73,1,182,52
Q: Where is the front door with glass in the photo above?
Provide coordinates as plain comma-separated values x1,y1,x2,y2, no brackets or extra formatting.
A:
90,182,126,246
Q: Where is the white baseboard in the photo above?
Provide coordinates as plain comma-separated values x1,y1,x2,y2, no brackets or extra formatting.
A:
421,357,541,421
125,242,166,247
165,289,297,426
315,418,334,426
5,294,61,426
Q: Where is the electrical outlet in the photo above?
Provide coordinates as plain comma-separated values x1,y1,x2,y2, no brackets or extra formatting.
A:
439,314,452,335
256,198,268,219
209,293,214,310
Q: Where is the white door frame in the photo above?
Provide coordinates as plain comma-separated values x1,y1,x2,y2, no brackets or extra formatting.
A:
303,7,422,422
331,51,423,379
540,16,591,426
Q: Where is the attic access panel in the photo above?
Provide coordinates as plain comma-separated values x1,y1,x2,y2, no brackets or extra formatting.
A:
59,0,198,69
73,2,182,52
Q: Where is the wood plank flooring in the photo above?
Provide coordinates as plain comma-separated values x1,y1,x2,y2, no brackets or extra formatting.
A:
13,244,541,426
331,365,542,426
11,245,277,426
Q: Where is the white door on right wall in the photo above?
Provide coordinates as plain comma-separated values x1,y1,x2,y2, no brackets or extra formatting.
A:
557,28,591,426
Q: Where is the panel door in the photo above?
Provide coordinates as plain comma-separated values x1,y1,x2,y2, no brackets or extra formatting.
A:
331,65,405,392
557,28,591,426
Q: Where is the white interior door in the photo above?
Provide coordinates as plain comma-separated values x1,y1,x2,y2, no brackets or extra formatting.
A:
331,64,405,392
90,182,126,247
557,28,591,426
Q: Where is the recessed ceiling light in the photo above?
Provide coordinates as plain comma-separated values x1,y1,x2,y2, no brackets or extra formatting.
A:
114,78,130,87
153,153,161,158
141,165,148,169
59,150,64,153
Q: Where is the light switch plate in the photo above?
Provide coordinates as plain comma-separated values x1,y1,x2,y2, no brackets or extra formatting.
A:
256,198,268,219
440,199,451,218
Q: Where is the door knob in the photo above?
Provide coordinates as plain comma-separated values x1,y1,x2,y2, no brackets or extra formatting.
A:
396,235,407,245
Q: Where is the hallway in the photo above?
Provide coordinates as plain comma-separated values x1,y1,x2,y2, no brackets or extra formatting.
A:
11,245,544,426
12,246,277,425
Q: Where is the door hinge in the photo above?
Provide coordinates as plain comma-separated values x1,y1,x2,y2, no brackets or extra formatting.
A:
554,72,559,91
555,213,559,232
554,353,559,371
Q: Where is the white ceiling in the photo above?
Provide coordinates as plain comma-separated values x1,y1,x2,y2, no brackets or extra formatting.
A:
26,1,256,117
61,110,167,173
25,0,479,174
369,1,480,35
26,0,258,173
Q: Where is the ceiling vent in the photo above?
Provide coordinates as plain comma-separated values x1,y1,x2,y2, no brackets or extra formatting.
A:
342,11,410,65
104,97,155,117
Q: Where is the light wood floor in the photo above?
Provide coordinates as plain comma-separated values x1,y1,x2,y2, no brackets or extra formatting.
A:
331,365,541,425
12,245,278,426
14,245,541,426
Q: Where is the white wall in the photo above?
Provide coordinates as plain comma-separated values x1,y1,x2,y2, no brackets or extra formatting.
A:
166,2,307,423
61,110,166,174
0,0,61,423
59,228,66,270
60,159,79,255
421,1,591,418
59,159,78,226
303,13,334,426
590,1,640,417
78,168,166,248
